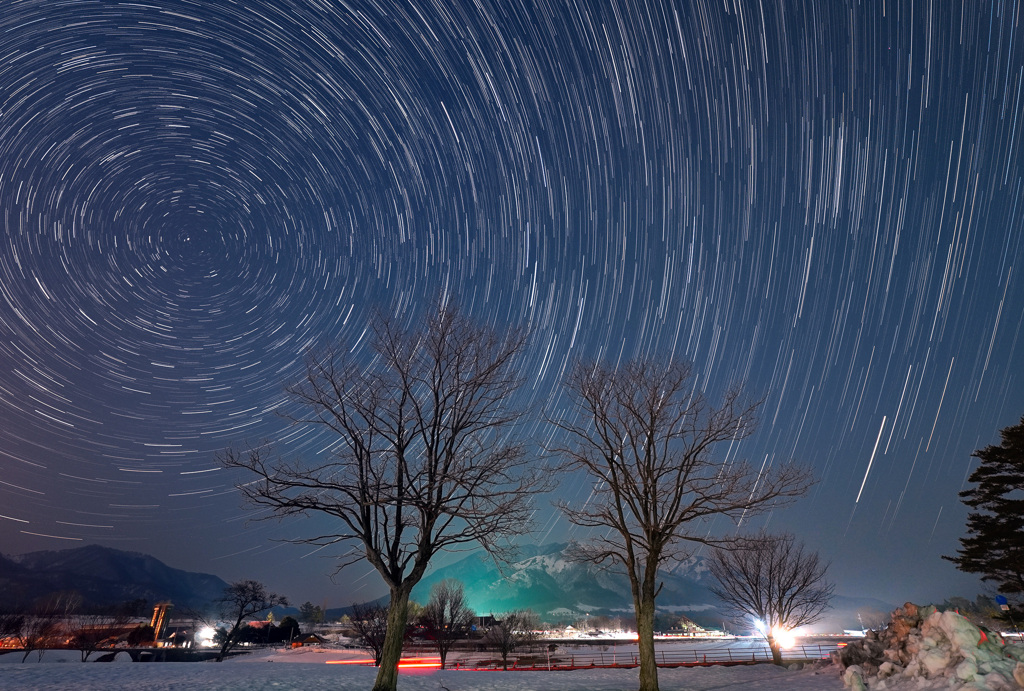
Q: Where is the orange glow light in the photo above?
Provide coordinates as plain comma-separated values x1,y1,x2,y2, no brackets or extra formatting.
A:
325,656,442,670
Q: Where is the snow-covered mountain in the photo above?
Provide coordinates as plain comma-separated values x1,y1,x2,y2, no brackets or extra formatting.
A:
411,543,722,626
409,542,897,632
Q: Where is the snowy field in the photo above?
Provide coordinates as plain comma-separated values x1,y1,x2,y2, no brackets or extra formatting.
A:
0,647,848,691
0,644,983,691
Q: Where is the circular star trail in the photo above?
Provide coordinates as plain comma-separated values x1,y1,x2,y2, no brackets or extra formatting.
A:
1,0,1022,604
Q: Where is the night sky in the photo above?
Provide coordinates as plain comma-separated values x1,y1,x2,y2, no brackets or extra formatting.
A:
1,0,1022,610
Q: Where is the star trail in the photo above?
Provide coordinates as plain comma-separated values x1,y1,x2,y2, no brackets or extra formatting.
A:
1,0,1022,606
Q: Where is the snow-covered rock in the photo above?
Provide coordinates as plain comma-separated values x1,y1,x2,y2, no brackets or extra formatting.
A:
836,602,1024,690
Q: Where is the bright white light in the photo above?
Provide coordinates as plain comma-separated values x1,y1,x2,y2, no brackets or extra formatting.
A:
771,626,796,649
198,626,216,647
753,619,766,634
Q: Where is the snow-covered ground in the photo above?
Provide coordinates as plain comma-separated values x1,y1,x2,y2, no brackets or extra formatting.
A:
9,604,1022,689
4,622,1022,691
0,645,967,691
0,647,846,690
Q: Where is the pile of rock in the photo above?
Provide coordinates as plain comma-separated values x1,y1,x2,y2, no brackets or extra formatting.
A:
836,602,1024,690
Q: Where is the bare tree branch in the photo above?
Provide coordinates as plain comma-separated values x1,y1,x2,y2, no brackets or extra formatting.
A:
350,601,389,666
484,609,539,670
549,357,813,691
709,532,834,665
213,580,287,662
221,301,544,691
419,579,474,669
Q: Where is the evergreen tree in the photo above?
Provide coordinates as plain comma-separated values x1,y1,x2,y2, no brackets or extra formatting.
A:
944,415,1024,619
298,601,324,625
277,616,301,643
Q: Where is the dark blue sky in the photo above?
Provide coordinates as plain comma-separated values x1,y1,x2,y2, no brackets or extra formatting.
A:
1,0,1022,609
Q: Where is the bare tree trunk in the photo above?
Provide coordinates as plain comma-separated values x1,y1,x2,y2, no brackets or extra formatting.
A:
707,532,833,666
216,627,236,662
635,599,659,690
635,582,660,691
551,358,813,691
372,585,411,691
422,578,474,671
223,303,541,691
216,614,245,662
767,634,783,665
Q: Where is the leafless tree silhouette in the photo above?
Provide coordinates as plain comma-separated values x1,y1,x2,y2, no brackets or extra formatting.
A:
709,532,834,665
222,302,545,691
214,580,287,662
420,579,474,669
484,609,539,670
350,601,389,666
551,358,812,691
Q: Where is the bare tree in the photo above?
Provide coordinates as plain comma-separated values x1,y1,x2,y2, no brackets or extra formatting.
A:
14,591,82,662
70,609,135,662
350,601,389,666
420,579,474,669
222,302,544,691
16,616,63,663
70,621,112,662
0,612,26,644
709,532,834,665
484,609,539,670
214,580,288,662
551,358,813,691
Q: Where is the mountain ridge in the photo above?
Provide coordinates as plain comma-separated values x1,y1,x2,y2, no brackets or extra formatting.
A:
0,544,228,611
0,543,897,632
